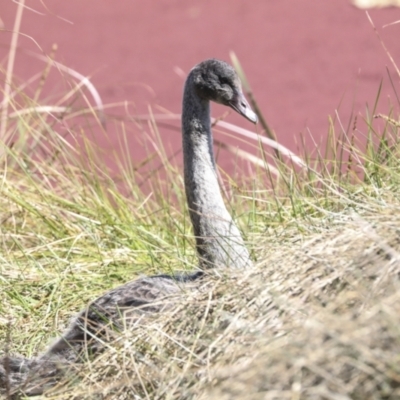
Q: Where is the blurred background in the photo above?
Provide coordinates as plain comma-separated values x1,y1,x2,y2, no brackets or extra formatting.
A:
1,0,400,174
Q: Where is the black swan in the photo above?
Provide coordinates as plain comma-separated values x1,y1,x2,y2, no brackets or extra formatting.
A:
0,58,257,397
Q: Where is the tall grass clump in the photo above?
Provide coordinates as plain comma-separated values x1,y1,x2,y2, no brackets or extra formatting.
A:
2,10,400,399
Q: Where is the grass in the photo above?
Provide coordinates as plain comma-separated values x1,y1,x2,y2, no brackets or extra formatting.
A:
2,8,400,399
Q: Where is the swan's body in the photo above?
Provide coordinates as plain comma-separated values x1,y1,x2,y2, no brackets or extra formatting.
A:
0,59,256,396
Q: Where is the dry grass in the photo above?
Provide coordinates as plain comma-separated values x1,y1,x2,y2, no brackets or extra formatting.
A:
33,196,400,400
1,116,400,400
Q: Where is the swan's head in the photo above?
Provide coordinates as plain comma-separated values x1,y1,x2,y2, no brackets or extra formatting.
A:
191,59,258,124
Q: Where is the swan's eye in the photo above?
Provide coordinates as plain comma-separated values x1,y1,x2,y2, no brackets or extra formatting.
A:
219,77,230,86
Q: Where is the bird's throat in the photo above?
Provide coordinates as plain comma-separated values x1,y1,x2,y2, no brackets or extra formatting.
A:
182,83,231,231
181,80,250,269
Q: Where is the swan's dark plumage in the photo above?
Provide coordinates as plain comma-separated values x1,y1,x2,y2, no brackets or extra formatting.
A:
0,59,256,397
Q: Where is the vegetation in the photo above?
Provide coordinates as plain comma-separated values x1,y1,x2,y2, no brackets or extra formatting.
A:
1,11,400,400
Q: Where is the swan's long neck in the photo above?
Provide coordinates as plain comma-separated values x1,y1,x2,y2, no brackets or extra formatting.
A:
182,74,252,269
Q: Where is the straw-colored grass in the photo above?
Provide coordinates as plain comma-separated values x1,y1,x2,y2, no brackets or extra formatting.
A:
2,5,400,399
45,208,400,400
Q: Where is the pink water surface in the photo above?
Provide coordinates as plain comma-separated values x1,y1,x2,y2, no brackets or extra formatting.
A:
1,1,400,172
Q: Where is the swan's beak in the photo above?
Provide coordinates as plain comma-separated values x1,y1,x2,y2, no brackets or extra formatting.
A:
229,93,258,124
